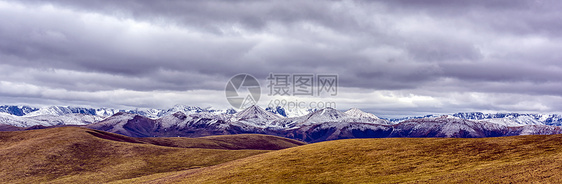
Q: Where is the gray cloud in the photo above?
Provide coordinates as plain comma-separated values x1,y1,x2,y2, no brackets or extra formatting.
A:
1,0,562,115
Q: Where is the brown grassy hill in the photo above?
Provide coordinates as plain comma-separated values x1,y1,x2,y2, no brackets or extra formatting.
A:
0,124,24,131
0,127,305,184
87,129,305,150
120,134,562,183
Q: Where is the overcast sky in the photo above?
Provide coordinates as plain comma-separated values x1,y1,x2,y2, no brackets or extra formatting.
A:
1,0,562,117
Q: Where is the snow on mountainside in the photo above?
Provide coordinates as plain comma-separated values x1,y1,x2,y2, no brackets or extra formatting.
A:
267,107,348,129
95,108,122,117
88,111,237,137
517,125,562,135
0,105,234,119
155,111,232,131
267,107,392,130
0,105,237,127
385,112,562,126
0,105,38,116
86,112,140,136
157,112,191,129
43,106,562,142
23,106,158,118
25,106,76,117
453,112,562,126
3,105,562,127
0,112,102,127
481,118,541,127
159,105,235,117
84,106,394,139
385,114,440,123
231,105,282,128
3,104,562,142
27,114,104,126
396,115,562,137
394,115,506,138
345,108,379,120
270,115,562,142
305,108,347,123
121,105,235,119
266,106,317,118
301,108,391,125
0,112,45,127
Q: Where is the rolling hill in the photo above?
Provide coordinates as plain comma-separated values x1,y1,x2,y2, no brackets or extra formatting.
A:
117,134,562,183
0,127,305,184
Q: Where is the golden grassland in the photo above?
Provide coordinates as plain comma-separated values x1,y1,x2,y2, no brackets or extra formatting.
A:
4,127,562,184
117,134,562,184
0,127,304,184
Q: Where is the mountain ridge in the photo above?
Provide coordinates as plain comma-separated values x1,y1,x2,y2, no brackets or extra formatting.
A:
3,104,562,127
3,105,562,142
82,107,562,142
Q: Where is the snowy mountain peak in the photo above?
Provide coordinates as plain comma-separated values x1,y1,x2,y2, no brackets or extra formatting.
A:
234,105,282,121
24,106,73,117
266,106,317,118
345,108,379,120
170,104,203,112
304,107,347,123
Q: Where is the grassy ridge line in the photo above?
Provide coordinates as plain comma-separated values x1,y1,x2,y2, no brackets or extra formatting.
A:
117,135,562,183
0,127,304,183
86,129,306,150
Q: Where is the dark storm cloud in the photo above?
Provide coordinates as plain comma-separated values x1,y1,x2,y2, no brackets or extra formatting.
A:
17,0,331,31
1,0,562,113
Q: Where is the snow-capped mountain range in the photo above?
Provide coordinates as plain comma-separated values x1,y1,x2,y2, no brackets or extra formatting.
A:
83,106,562,142
452,112,562,126
3,105,562,128
0,105,235,118
85,105,397,140
3,104,562,142
0,105,234,127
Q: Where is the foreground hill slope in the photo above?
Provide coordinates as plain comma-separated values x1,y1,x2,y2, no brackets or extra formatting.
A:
0,127,304,184
123,134,562,183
